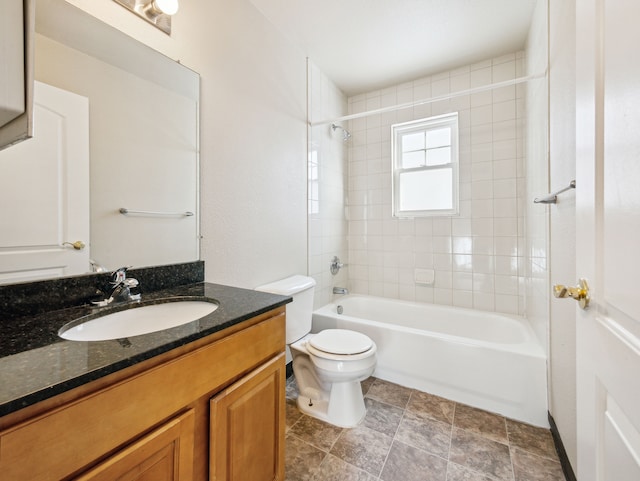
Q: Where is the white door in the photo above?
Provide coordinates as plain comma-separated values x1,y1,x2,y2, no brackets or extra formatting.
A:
0,81,90,283
575,0,640,480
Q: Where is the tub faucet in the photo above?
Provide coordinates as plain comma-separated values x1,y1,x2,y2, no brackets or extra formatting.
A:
333,287,348,295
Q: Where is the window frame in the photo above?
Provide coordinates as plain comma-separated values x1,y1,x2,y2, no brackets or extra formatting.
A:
391,112,459,218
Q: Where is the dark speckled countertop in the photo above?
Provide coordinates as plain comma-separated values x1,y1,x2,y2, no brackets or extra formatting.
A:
0,281,290,417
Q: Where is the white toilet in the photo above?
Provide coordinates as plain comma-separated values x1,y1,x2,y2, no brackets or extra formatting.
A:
256,275,377,427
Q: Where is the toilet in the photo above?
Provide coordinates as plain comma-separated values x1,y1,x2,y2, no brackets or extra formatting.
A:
256,275,377,427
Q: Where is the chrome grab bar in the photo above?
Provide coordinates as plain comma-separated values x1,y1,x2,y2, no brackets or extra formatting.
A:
119,208,194,217
534,180,576,204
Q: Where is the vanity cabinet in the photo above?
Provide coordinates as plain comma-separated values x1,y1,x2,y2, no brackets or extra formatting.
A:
210,354,285,481
0,307,285,481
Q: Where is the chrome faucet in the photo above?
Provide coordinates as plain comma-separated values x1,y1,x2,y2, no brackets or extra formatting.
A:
93,267,141,306
109,267,141,303
333,286,348,295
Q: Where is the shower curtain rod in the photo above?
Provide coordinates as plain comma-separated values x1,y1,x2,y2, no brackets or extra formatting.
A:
311,71,546,127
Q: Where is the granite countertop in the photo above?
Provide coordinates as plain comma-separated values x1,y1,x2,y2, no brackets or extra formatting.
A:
0,282,290,417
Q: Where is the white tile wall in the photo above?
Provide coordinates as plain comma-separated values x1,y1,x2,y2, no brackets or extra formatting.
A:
307,62,349,309
525,0,550,348
345,52,527,315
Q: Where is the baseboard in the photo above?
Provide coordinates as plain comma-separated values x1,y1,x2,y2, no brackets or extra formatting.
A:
548,412,577,481
286,361,293,379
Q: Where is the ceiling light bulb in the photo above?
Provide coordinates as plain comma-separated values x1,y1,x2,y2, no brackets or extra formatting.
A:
152,0,179,16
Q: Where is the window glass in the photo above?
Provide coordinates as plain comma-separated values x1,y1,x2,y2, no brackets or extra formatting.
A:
426,127,450,148
308,149,319,215
392,113,458,217
399,168,453,211
426,146,451,166
402,150,425,168
402,131,425,152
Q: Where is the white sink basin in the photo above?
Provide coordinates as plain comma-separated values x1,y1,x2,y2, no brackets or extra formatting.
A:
59,300,218,341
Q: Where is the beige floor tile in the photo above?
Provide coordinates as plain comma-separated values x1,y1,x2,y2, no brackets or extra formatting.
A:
289,414,344,452
362,397,404,437
446,461,500,481
285,434,327,481
285,376,566,481
380,440,448,481
395,410,452,458
361,376,375,396
330,424,393,477
366,378,413,409
311,453,378,481
286,398,303,431
512,448,565,481
449,427,514,481
454,403,508,444
407,389,456,424
507,419,558,461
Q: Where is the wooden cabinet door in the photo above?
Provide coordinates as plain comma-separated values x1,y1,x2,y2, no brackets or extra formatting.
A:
74,409,195,481
210,354,285,481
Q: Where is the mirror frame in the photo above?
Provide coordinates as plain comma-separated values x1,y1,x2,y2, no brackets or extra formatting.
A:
0,0,34,151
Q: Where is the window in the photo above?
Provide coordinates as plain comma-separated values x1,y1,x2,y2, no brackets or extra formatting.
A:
392,113,459,217
308,146,319,215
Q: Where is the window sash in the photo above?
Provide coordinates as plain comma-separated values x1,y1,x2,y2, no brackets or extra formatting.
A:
392,113,459,217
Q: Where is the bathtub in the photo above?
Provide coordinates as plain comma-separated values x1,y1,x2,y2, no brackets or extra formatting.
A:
312,295,548,427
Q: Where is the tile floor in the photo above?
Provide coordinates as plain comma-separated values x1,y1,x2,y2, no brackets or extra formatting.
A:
285,376,566,481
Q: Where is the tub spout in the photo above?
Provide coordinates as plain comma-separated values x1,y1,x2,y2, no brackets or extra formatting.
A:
333,287,348,295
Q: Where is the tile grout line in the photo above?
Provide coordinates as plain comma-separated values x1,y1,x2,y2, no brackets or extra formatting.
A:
368,378,407,479
375,397,406,480
444,401,458,481
505,417,517,481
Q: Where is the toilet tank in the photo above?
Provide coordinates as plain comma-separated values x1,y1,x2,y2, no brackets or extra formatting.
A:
256,275,316,344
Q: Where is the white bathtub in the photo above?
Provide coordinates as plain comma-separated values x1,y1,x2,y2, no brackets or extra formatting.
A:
312,295,548,427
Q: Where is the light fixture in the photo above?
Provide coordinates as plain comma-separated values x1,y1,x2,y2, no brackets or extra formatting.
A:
146,0,179,17
112,0,179,35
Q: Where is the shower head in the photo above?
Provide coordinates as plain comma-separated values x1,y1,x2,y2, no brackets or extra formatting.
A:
331,123,351,141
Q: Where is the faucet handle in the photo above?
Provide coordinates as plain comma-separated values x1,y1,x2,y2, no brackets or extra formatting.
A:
111,266,131,284
330,256,347,275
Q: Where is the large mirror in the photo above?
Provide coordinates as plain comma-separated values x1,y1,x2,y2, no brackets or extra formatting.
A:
0,0,200,284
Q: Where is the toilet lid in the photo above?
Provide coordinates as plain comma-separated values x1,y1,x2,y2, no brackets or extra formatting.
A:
308,329,373,355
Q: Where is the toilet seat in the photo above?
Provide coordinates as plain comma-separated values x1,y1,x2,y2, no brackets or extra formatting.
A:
306,329,374,361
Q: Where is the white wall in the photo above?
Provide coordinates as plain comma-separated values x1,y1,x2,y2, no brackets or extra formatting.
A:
64,0,309,288
525,0,578,470
548,0,577,470
345,54,527,315
307,61,349,308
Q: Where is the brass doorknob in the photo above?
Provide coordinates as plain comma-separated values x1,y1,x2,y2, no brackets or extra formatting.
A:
62,240,86,250
553,278,590,309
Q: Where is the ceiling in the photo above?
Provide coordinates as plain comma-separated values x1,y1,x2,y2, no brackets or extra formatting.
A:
249,0,538,96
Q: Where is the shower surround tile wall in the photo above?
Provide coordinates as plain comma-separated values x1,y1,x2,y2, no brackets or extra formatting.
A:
346,53,526,315
308,61,349,308
525,0,551,349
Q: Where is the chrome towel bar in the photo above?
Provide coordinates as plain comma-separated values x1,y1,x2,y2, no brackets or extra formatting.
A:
119,208,194,217
534,180,576,204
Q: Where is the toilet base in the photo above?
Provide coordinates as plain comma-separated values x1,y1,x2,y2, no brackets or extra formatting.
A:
296,380,366,428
